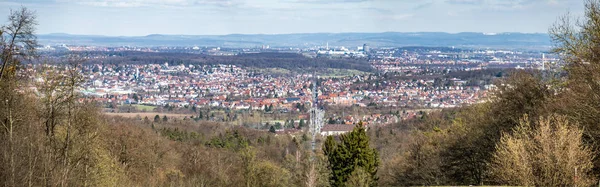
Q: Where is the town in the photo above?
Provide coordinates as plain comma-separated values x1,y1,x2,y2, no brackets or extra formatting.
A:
24,44,557,134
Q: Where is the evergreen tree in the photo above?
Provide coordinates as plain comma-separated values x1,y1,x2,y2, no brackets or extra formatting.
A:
154,115,160,123
269,126,276,133
132,94,139,102
302,133,309,142
323,122,379,187
163,115,168,122
298,119,305,129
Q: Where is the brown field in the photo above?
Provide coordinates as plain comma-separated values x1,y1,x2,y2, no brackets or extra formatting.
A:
103,112,192,119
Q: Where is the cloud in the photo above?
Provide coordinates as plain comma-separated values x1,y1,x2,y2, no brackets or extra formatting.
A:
378,14,413,20
0,0,56,7
54,0,242,8
0,0,582,35
1,0,54,3
413,1,434,10
289,0,370,4
445,0,479,5
444,0,571,10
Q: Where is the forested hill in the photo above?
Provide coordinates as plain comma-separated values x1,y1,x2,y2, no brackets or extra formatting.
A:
39,32,552,49
73,51,375,73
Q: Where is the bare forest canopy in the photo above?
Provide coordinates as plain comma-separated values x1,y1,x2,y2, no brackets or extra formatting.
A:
53,51,375,73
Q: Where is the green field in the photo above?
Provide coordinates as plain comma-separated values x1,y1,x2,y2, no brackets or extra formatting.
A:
249,67,368,78
249,68,291,75
320,68,368,78
133,104,157,112
103,112,191,119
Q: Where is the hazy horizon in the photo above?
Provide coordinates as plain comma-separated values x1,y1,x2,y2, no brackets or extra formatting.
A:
38,31,551,37
0,0,585,36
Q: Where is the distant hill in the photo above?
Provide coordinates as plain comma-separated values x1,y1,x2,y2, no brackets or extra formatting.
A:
38,32,552,49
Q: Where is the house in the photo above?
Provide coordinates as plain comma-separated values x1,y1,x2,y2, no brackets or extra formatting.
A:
320,124,356,136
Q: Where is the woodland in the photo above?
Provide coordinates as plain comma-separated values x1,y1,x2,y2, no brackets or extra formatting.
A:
3,1,600,186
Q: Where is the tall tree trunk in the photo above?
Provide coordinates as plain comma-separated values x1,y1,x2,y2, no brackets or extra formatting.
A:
2,93,17,187
9,122,14,187
61,90,73,187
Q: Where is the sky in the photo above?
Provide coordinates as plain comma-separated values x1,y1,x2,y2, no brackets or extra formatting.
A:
0,0,586,36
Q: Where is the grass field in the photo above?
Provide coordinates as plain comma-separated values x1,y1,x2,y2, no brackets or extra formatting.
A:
249,68,291,75
103,112,192,119
132,104,157,112
249,67,368,78
320,69,368,78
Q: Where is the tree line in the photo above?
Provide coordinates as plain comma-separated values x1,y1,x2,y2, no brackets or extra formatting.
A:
59,51,375,73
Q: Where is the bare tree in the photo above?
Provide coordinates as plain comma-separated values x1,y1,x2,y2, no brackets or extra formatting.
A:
0,7,37,80
305,162,317,187
491,115,596,186
59,56,85,186
549,0,600,177
0,7,37,186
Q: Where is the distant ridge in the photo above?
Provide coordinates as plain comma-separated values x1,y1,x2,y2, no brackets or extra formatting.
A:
37,32,552,49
